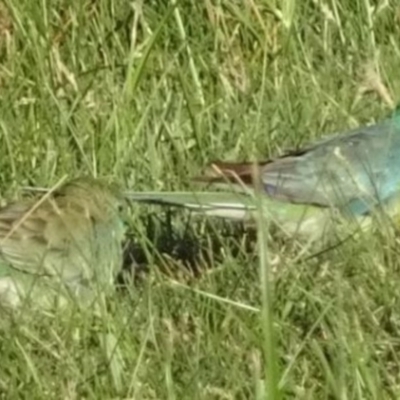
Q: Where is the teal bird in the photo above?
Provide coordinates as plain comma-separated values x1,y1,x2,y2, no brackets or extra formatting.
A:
125,113,400,239
0,178,125,310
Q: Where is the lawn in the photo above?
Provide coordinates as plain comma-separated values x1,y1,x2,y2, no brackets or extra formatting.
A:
1,0,400,398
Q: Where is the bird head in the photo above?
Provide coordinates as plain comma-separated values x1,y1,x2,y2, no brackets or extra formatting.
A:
53,177,126,222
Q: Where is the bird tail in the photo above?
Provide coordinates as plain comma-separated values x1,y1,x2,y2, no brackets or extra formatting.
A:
123,189,329,238
123,191,258,220
124,160,273,220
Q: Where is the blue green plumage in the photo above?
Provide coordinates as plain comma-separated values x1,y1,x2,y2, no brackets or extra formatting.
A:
129,113,400,237
249,114,400,215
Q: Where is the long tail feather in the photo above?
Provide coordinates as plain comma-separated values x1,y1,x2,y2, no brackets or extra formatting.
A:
122,190,332,237
123,191,258,220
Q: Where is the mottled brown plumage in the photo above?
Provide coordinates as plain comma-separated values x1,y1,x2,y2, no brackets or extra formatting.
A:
0,178,125,310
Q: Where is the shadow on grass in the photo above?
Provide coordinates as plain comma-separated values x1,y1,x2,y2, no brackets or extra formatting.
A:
117,207,362,289
118,209,258,286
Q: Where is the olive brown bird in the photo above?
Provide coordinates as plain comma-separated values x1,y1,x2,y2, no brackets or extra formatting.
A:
0,177,125,311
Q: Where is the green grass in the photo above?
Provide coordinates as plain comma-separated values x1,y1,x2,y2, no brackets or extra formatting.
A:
1,0,400,398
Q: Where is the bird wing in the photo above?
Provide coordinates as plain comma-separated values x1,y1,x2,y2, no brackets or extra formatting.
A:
0,197,94,280
262,118,400,212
